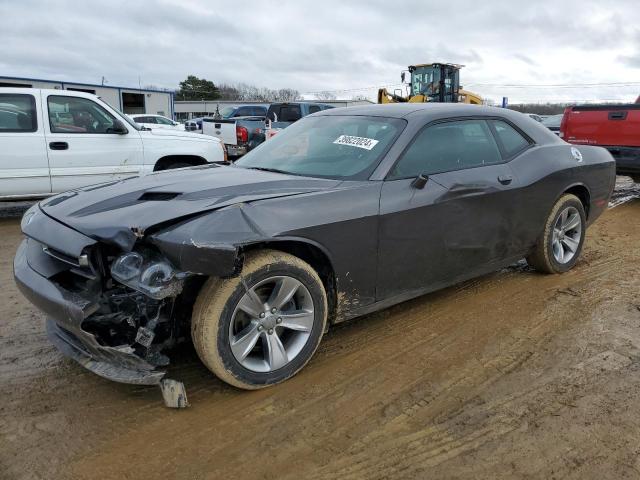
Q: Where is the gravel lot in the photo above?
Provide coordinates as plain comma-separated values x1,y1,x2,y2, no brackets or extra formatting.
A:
1,179,639,480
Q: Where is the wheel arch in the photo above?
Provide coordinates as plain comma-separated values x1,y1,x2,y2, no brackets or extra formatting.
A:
239,238,338,324
561,183,591,220
153,155,208,171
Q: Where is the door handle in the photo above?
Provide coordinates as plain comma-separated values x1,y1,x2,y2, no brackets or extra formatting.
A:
49,142,69,151
498,175,513,185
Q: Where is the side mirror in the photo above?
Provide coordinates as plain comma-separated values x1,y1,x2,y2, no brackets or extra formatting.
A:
401,71,406,83
411,173,428,189
109,119,128,135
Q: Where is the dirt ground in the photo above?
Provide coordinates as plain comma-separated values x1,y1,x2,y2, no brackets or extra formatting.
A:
1,180,639,480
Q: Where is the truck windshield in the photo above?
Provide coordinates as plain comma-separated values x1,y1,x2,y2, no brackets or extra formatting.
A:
234,115,406,180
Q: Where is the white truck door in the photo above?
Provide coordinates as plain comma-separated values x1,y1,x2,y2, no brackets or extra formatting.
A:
43,92,144,193
0,91,51,197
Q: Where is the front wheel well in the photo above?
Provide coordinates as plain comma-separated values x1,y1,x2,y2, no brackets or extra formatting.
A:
239,241,337,323
153,155,208,171
563,185,590,220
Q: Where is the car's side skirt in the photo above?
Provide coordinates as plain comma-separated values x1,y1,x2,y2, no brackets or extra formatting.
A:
339,253,527,323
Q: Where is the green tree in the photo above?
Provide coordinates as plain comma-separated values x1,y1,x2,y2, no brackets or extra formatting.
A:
176,75,220,101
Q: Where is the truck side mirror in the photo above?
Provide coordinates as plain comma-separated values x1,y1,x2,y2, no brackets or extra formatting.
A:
109,119,128,135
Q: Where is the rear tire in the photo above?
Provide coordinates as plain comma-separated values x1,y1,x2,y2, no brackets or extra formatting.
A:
191,250,327,389
527,194,586,274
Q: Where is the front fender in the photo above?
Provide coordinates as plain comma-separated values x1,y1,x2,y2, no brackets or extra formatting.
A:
148,204,261,276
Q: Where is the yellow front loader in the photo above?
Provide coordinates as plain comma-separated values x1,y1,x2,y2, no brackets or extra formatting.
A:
378,63,482,105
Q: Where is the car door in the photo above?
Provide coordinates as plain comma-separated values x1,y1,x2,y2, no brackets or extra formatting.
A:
377,118,522,301
0,91,51,197
44,93,144,193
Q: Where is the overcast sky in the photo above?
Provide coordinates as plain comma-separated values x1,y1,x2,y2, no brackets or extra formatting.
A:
1,0,639,103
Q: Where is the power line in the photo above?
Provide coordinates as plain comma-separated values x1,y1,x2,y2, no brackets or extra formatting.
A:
466,82,640,89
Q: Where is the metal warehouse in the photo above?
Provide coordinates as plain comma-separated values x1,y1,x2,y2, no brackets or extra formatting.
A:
0,76,174,117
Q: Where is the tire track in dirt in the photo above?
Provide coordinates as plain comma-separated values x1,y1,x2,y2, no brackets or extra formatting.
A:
1,200,639,480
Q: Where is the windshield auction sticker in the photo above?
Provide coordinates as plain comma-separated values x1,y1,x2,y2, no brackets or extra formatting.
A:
333,135,379,150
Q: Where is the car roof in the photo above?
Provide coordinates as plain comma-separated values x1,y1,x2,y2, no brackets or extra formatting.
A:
317,103,564,145
317,103,526,120
0,87,99,99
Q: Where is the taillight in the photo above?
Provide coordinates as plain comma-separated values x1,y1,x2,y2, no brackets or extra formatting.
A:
236,125,248,144
559,107,571,139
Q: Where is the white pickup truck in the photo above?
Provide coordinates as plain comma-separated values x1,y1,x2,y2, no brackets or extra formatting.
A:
0,88,226,199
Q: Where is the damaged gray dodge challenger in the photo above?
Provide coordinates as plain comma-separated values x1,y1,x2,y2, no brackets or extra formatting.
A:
14,104,616,394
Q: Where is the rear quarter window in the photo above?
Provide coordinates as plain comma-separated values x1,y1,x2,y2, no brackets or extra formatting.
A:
491,120,531,158
0,94,37,132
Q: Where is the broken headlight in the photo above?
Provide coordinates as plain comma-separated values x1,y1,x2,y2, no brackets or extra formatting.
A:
110,251,188,299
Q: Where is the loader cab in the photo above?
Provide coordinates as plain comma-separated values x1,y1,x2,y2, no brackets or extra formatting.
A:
409,63,461,103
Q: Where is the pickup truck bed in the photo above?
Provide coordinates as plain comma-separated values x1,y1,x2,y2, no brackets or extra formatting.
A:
202,116,266,158
561,104,640,181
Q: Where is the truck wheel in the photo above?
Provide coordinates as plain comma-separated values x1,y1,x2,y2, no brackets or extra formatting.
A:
191,250,328,389
631,175,640,184
526,194,586,274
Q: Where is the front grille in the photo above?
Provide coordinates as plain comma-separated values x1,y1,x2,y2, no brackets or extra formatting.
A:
41,243,99,281
43,246,81,267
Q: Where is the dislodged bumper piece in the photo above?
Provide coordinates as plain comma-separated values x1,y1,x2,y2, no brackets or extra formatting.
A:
46,319,165,385
14,239,165,385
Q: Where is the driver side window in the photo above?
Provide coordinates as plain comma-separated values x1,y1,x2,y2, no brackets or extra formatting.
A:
389,119,502,179
48,96,117,134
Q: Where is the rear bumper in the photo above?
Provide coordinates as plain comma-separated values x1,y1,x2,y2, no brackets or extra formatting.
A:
605,146,640,175
14,239,165,385
226,144,248,157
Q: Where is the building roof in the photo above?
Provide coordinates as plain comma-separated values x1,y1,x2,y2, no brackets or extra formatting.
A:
0,75,173,94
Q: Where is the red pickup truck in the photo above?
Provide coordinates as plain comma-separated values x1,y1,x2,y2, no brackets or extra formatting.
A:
560,103,640,183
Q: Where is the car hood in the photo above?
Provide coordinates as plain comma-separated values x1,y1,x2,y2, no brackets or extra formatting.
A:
141,127,219,142
39,165,342,250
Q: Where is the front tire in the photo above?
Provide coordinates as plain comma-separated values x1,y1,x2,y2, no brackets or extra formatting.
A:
191,250,327,389
527,194,586,274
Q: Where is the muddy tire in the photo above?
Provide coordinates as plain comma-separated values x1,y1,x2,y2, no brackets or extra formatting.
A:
527,194,586,274
191,249,327,389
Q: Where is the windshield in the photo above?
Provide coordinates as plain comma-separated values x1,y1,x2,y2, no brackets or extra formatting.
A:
116,108,141,130
235,115,406,180
412,67,438,96
220,106,236,118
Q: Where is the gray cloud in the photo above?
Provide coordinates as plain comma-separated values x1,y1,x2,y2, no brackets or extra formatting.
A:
1,0,639,103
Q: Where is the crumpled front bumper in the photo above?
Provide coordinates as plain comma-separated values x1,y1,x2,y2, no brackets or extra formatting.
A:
14,238,165,385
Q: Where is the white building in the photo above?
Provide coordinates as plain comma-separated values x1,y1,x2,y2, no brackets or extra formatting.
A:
174,99,374,122
0,76,174,117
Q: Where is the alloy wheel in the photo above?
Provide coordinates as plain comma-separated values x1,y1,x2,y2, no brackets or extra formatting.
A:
551,206,582,264
228,276,315,372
